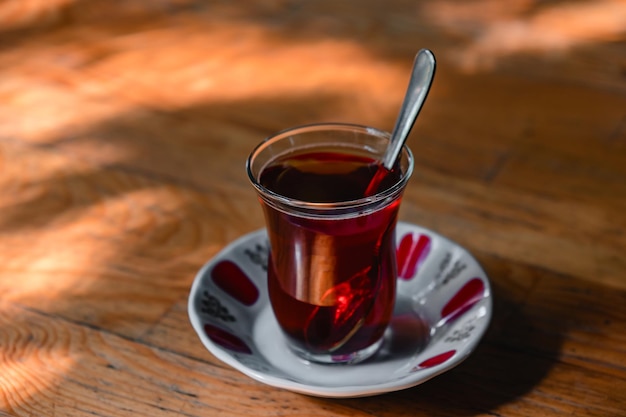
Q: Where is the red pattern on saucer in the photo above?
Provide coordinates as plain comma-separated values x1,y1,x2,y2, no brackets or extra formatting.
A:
396,232,431,279
212,260,259,306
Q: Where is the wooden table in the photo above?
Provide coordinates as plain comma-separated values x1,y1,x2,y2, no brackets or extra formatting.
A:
1,1,625,416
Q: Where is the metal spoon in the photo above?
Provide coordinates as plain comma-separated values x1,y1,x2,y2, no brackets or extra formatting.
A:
364,49,436,196
382,48,436,170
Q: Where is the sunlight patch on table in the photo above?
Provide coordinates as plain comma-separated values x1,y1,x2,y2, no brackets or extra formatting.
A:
421,0,626,71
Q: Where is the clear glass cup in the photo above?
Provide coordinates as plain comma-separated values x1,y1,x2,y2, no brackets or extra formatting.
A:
247,123,414,364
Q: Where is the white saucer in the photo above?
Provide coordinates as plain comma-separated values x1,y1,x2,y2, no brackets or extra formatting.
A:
188,222,492,398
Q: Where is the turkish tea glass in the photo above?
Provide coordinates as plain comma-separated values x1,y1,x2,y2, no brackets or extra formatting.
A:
247,123,413,364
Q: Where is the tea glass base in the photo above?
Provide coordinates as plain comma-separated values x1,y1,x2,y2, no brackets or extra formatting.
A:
288,337,384,365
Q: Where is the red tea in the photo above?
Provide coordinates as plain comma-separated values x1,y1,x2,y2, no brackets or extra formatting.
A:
259,151,402,357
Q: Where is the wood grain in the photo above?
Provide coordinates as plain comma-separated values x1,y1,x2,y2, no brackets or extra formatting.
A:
1,0,625,416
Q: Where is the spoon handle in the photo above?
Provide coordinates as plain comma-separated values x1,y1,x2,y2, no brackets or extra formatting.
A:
382,49,436,170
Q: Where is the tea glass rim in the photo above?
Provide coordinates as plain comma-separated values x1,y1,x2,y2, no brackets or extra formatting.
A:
246,122,414,214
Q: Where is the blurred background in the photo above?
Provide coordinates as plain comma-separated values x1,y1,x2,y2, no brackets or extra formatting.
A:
2,0,624,181
1,0,624,279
